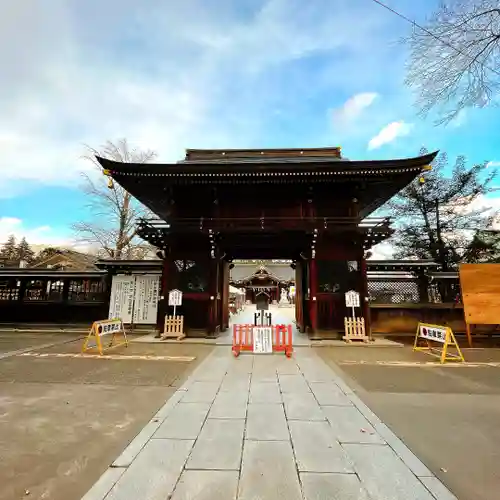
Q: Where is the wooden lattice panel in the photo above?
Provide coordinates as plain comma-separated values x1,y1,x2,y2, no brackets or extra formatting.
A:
343,317,368,343
162,315,186,340
460,264,500,325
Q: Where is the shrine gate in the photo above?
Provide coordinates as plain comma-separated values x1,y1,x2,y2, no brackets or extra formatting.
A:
98,147,436,337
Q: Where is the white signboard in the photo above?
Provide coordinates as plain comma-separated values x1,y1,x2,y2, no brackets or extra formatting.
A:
253,327,273,354
418,324,447,344
345,290,360,308
133,275,160,324
108,275,136,324
168,289,183,306
95,318,124,337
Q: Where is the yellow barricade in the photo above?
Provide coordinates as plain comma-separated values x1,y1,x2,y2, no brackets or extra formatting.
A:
413,322,464,364
82,318,128,355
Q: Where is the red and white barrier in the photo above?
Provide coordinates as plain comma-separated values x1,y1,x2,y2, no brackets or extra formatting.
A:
232,324,293,357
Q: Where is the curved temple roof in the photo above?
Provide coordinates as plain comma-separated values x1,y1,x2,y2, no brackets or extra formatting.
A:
97,150,438,177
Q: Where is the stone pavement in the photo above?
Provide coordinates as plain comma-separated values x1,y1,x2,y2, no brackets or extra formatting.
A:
82,347,456,500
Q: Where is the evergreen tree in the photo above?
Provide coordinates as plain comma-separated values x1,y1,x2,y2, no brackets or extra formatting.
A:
16,237,35,264
386,148,498,271
0,234,17,260
33,247,61,265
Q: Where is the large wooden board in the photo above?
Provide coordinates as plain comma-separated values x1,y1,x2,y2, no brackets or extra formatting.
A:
459,264,500,325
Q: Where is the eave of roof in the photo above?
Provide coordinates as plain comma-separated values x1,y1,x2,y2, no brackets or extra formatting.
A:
97,151,438,178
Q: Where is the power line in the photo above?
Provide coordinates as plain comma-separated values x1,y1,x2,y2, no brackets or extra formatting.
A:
369,0,500,78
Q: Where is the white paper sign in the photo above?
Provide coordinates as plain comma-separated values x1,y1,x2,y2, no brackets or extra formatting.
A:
253,327,273,354
418,324,447,344
133,275,160,324
108,275,136,323
95,318,124,337
345,290,360,308
168,289,183,306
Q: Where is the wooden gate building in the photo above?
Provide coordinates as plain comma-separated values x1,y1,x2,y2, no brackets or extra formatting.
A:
98,147,436,336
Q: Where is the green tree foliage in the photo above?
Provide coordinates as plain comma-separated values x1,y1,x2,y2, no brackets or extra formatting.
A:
16,237,35,264
32,247,61,265
387,148,498,270
0,234,17,260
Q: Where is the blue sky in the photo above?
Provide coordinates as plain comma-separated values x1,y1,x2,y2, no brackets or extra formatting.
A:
0,0,499,254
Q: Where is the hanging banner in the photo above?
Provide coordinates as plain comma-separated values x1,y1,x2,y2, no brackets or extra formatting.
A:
133,275,160,324
108,275,136,323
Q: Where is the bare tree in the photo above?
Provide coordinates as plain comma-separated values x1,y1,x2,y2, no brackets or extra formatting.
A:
405,0,500,124
73,139,157,260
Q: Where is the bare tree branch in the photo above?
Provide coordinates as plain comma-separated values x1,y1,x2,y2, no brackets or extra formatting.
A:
404,0,500,124
72,139,157,259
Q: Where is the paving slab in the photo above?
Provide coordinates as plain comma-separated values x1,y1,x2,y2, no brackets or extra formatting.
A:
153,390,185,420
343,443,435,500
249,381,282,403
181,381,220,403
154,402,210,439
105,439,194,500
322,406,385,444
251,370,277,383
289,420,354,473
209,391,248,419
246,403,289,440
112,420,163,467
186,419,245,470
219,373,251,392
81,467,125,500
419,477,459,500
309,382,353,406
282,391,325,421
278,373,311,393
300,472,371,500
238,440,302,500
274,360,300,375
171,470,239,500
373,422,433,477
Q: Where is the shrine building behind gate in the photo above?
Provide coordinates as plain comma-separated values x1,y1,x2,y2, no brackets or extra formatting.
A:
98,147,437,336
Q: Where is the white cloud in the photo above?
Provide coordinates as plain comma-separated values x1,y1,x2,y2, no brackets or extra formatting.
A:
0,0,408,195
368,121,413,150
487,161,500,168
332,92,378,126
0,217,72,248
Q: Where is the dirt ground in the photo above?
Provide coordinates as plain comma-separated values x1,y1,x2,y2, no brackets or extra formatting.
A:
317,345,500,500
0,333,212,500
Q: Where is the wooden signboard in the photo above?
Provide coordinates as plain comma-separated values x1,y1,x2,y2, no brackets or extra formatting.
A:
82,318,128,355
459,264,500,346
413,322,464,364
108,275,136,324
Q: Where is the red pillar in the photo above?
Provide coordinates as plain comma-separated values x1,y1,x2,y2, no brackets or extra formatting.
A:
156,255,170,333
309,258,318,332
207,257,219,336
222,261,229,330
360,256,372,340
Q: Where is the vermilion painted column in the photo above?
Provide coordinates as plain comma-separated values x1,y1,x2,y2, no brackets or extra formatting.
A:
156,255,169,333
360,256,372,340
309,258,318,333
222,261,229,330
